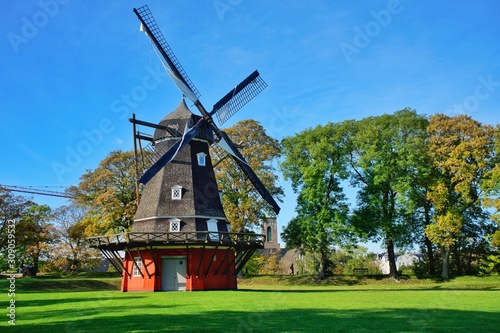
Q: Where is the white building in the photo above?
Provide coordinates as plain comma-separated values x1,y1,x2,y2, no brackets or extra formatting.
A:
377,253,422,274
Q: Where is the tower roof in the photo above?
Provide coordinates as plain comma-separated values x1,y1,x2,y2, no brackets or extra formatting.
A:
153,98,213,142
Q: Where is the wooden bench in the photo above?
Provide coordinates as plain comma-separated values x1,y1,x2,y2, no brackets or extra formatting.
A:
352,268,368,275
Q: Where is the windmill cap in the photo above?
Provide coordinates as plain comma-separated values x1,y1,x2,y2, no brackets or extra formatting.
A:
153,98,214,142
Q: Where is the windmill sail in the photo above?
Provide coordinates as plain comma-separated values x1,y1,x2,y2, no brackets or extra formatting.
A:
133,5,280,214
216,132,281,215
211,70,268,126
159,58,199,103
134,5,200,100
139,122,201,184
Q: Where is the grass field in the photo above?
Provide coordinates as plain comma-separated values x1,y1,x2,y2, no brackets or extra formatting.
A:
1,274,499,332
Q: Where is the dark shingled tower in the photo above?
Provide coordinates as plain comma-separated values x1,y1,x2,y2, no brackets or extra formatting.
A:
132,99,228,235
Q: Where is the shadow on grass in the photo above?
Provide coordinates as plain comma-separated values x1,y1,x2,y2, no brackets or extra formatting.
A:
16,296,146,309
238,287,500,293
9,307,500,333
1,276,121,293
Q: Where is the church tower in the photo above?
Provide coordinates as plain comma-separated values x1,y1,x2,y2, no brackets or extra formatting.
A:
261,218,279,250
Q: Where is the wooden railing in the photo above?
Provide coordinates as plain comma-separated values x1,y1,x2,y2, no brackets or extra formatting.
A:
87,231,265,248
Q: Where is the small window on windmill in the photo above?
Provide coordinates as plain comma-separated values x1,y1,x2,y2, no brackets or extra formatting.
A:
171,185,182,200
133,257,142,277
197,152,207,167
170,218,181,233
207,219,219,241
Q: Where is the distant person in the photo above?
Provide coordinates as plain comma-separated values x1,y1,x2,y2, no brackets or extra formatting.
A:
289,262,294,275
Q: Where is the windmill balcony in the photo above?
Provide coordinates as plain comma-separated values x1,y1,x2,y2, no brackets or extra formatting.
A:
88,231,265,251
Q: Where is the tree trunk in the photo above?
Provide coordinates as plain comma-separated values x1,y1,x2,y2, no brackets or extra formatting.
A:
33,256,39,276
386,238,398,279
317,251,327,280
424,235,436,275
454,245,462,275
466,244,474,275
423,205,436,275
441,246,450,279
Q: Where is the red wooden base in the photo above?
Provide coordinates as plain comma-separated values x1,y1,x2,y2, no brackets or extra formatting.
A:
121,247,237,292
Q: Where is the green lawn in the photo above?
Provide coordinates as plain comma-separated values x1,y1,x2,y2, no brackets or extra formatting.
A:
1,274,499,332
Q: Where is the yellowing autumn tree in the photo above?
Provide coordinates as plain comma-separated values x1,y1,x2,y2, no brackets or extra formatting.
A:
67,150,137,235
213,119,283,232
426,114,495,278
482,125,500,248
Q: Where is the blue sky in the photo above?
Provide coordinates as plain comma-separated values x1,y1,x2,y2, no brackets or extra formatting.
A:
1,1,499,251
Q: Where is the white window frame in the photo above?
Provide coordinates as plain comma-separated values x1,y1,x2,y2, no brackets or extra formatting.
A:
197,152,207,167
170,218,181,233
171,185,182,200
207,219,219,241
133,257,142,277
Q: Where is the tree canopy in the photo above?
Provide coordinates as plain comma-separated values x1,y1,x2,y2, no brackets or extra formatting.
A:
214,119,284,232
280,110,499,278
426,114,496,278
67,150,137,235
281,121,352,279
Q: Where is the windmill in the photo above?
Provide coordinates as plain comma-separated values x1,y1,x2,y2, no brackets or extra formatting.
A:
89,5,280,292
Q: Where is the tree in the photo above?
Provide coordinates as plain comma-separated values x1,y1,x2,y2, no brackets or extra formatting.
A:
349,109,429,279
67,150,137,234
17,204,57,275
426,114,495,279
482,125,500,248
0,187,32,252
214,120,284,232
281,122,352,279
51,204,101,271
0,187,33,271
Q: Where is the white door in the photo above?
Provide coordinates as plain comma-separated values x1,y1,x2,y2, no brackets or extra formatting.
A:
161,257,186,291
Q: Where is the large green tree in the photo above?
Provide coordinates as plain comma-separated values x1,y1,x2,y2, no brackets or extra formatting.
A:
426,114,495,279
67,150,137,235
281,122,352,279
214,120,284,232
348,109,429,279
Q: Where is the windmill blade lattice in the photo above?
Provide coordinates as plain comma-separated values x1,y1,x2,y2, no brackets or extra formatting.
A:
211,70,268,126
211,142,278,216
134,5,200,101
213,131,281,215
